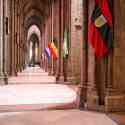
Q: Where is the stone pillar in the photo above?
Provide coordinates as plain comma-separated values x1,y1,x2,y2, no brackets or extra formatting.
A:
18,13,21,71
79,0,88,108
63,0,69,82
52,0,60,77
14,2,18,73
4,0,9,84
50,1,54,75
7,0,12,76
42,24,45,70
105,0,125,112
56,0,64,81
0,0,5,84
19,17,23,72
23,30,27,69
20,20,24,71
86,0,99,110
0,0,8,84
11,0,17,76
45,19,49,72
17,10,20,72
69,0,83,84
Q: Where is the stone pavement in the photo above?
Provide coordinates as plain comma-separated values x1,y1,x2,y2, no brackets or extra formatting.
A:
0,110,118,125
8,66,56,84
1,66,124,125
0,66,78,111
0,84,77,111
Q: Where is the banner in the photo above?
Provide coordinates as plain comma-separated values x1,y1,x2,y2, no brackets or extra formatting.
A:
88,0,113,59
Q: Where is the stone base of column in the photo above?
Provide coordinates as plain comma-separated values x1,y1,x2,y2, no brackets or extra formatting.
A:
11,70,17,76
49,69,55,76
86,86,125,112
105,88,125,112
19,67,22,72
86,87,103,111
67,76,78,84
78,84,87,109
56,76,79,84
84,81,105,111
0,75,8,85
56,73,64,83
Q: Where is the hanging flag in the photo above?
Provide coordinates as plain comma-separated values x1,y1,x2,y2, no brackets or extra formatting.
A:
63,28,69,58
44,47,51,59
48,42,58,60
88,0,113,59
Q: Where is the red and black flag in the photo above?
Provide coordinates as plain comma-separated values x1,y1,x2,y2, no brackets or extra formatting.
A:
88,0,113,59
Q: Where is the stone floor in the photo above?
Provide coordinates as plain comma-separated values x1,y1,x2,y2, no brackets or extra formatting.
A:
0,84,77,111
0,66,78,111
0,66,124,125
0,110,118,125
8,66,56,84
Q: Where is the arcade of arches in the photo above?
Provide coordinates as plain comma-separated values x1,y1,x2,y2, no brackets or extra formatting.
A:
0,0,125,112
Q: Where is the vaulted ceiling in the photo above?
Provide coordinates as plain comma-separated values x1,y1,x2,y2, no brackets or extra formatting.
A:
16,0,51,31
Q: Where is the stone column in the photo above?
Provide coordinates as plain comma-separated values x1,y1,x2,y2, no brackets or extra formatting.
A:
4,0,9,84
105,0,124,112
50,1,54,75
11,0,17,76
23,30,27,69
0,0,4,84
17,10,20,72
63,0,69,82
79,0,88,108
45,20,49,72
20,19,24,71
18,14,22,71
56,0,64,81
86,0,99,110
0,0,8,84
7,0,12,76
42,24,45,70
18,14,20,71
14,2,18,74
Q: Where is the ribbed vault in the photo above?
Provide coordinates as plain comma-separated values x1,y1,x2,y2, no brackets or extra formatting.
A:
16,0,51,39
27,25,41,43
